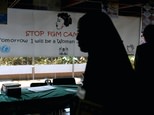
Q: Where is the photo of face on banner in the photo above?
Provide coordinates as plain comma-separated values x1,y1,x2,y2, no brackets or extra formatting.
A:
56,12,72,30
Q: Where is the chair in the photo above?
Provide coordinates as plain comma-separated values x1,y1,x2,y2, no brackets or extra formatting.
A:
52,77,76,85
30,83,48,87
72,97,104,115
52,77,76,114
30,79,52,87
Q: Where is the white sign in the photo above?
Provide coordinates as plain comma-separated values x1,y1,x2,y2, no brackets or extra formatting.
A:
0,8,140,57
0,8,87,57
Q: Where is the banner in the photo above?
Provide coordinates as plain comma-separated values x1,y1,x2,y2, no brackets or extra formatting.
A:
0,8,87,57
0,8,140,57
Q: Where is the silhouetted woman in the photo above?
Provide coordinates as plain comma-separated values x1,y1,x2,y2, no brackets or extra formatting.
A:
76,11,136,114
134,24,154,114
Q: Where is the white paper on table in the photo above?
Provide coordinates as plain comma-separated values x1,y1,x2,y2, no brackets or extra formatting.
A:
27,85,56,92
65,88,77,92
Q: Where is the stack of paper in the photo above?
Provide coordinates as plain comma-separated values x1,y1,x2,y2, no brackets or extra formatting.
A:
27,85,56,92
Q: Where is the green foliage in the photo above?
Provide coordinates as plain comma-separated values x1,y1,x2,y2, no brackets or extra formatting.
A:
0,55,134,67
128,55,135,69
0,56,87,65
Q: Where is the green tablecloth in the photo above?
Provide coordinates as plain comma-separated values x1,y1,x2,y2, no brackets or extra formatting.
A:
0,85,78,114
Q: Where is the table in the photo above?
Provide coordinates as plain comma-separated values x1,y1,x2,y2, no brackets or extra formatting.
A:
0,85,78,114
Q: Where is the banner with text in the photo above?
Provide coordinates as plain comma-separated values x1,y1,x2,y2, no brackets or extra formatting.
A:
0,8,87,57
0,8,140,57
